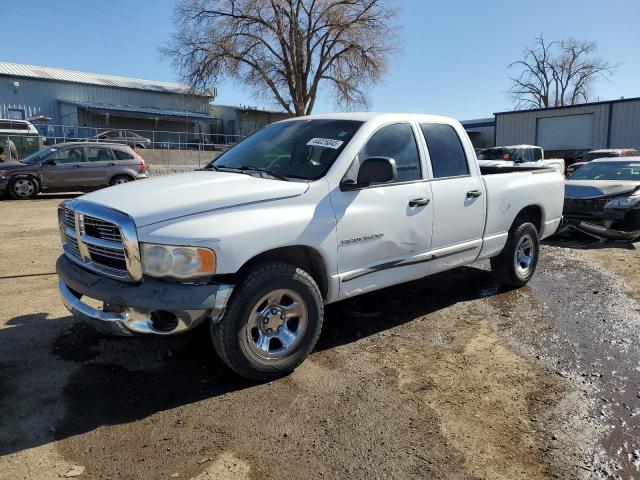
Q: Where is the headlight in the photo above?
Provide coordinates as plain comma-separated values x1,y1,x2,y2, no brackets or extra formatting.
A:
0,170,9,177
605,195,640,209
141,243,216,279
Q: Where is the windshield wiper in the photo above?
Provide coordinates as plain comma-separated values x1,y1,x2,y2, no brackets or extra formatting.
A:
205,164,290,181
236,166,289,181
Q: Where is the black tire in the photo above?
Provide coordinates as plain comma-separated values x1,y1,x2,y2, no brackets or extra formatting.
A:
9,176,39,199
135,144,146,149
110,175,133,186
490,220,540,287
211,262,324,381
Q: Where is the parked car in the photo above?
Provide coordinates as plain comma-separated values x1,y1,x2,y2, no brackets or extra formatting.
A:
566,148,639,175
0,119,44,162
56,113,564,380
0,142,148,199
563,157,640,241
92,130,151,149
476,145,565,174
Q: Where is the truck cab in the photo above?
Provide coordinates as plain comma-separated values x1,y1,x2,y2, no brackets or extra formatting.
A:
477,145,565,174
56,113,564,380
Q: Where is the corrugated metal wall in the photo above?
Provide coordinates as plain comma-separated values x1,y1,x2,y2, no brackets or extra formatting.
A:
609,99,640,150
495,99,640,151
496,103,610,148
0,77,210,123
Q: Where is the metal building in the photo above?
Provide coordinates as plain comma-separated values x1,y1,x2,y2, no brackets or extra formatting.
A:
0,62,216,141
460,118,495,148
494,97,640,159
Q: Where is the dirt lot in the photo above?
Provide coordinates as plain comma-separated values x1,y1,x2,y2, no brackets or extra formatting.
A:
1,196,639,480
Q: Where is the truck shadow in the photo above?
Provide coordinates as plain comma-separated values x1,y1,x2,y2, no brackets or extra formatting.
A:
0,265,505,457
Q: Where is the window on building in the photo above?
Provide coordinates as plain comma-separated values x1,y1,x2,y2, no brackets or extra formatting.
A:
7,108,25,120
420,123,470,178
358,123,422,183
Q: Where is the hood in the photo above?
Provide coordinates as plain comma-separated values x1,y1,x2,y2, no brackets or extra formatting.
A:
0,161,28,170
564,180,640,199
81,171,309,226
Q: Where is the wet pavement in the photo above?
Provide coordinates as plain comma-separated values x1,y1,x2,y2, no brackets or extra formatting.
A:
487,243,640,479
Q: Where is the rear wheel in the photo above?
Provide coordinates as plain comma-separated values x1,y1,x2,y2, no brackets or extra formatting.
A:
9,177,39,199
211,262,324,381
110,175,132,186
490,220,540,287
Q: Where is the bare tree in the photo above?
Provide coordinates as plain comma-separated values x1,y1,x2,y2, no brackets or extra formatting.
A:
508,35,616,109
166,0,398,115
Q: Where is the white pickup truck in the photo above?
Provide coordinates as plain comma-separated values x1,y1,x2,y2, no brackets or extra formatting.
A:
56,113,564,380
476,145,565,175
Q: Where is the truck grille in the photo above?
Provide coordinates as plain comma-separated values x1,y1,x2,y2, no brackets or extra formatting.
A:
58,202,141,282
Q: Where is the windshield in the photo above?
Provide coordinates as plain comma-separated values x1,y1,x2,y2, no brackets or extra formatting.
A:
20,146,58,165
476,147,517,161
569,161,640,181
207,119,362,180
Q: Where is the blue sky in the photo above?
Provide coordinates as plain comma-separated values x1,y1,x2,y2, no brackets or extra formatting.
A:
1,0,639,120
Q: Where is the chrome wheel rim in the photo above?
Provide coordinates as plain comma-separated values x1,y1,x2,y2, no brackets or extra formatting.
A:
514,233,535,276
114,177,130,185
13,179,35,197
245,289,308,360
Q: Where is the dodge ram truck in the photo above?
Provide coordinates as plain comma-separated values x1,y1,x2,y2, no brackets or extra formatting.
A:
56,113,564,380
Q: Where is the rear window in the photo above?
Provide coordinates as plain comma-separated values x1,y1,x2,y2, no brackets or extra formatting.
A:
114,149,135,160
420,123,469,178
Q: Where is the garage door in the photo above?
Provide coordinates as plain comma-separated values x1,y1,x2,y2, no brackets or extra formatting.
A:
536,114,593,150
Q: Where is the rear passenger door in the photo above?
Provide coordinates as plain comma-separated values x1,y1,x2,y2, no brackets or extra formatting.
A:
419,123,486,273
84,147,116,185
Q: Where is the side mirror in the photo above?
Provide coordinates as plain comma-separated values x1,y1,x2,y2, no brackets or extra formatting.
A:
341,157,397,190
42,159,56,166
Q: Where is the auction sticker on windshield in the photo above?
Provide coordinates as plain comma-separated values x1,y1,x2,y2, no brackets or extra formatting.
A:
307,138,344,149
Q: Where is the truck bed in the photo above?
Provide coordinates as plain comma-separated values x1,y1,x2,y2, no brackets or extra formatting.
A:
479,165,556,175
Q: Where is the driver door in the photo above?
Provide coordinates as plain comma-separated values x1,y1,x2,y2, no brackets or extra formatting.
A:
40,146,84,188
330,122,433,299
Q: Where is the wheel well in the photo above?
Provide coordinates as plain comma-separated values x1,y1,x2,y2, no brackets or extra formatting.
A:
110,173,134,183
513,205,542,232
10,175,40,188
236,246,329,299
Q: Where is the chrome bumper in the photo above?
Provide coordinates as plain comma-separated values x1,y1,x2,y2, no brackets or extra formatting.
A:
57,255,234,336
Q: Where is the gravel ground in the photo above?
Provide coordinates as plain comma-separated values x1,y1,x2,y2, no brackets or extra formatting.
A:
0,195,639,480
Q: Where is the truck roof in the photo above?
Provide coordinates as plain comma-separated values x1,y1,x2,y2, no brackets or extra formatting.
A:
482,145,540,150
279,112,458,124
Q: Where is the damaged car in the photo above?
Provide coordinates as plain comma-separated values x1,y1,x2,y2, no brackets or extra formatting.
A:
563,157,640,241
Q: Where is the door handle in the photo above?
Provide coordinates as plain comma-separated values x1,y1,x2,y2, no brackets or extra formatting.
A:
466,190,482,198
108,162,116,166
408,197,431,207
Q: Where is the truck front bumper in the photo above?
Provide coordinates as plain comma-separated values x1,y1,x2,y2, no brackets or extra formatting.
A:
56,255,234,336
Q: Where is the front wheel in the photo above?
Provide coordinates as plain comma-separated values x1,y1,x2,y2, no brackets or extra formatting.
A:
9,177,39,199
211,262,324,381
490,221,540,287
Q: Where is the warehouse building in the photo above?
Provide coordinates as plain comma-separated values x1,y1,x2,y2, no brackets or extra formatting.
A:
494,97,640,160
0,62,218,143
460,118,495,148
